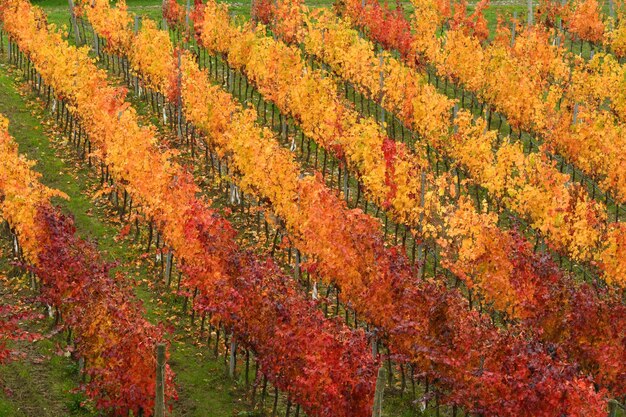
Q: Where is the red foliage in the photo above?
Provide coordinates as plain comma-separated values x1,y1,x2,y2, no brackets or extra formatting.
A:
449,0,490,42
335,0,625,400
162,0,184,29
252,0,273,23
34,206,176,416
338,0,413,59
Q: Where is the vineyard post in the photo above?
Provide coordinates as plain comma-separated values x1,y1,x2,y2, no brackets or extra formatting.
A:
294,249,300,280
132,17,140,94
345,167,350,203
371,365,386,417
165,252,173,285
321,30,326,79
527,0,533,26
511,12,517,46
92,27,99,56
358,0,365,38
229,336,237,378
609,0,615,20
155,343,166,417
68,0,81,45
452,103,458,133
558,0,567,44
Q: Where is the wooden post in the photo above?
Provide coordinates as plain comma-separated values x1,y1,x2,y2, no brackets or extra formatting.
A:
371,365,386,417
92,27,99,56
452,103,458,133
511,12,517,47
165,252,173,285
343,161,349,201
527,0,533,26
229,336,237,378
68,0,81,45
294,249,300,280
155,343,166,417
321,30,326,79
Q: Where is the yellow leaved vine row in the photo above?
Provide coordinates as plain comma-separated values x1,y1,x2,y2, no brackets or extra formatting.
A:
338,0,626,218
192,0,626,290
272,7,626,288
413,0,626,209
328,0,626,288
83,0,535,322
190,0,559,315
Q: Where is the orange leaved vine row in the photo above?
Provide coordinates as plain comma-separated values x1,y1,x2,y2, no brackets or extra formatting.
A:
248,0,626,392
0,114,177,416
184,0,625,400
81,0,622,413
260,1,626,294
0,2,379,416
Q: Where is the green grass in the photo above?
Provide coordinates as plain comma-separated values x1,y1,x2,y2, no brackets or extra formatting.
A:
0,334,93,417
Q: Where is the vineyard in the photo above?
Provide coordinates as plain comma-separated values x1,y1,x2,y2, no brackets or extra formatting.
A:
0,0,623,415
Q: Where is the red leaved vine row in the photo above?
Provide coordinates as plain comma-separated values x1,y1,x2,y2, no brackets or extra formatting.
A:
0,115,177,415
0,1,379,416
